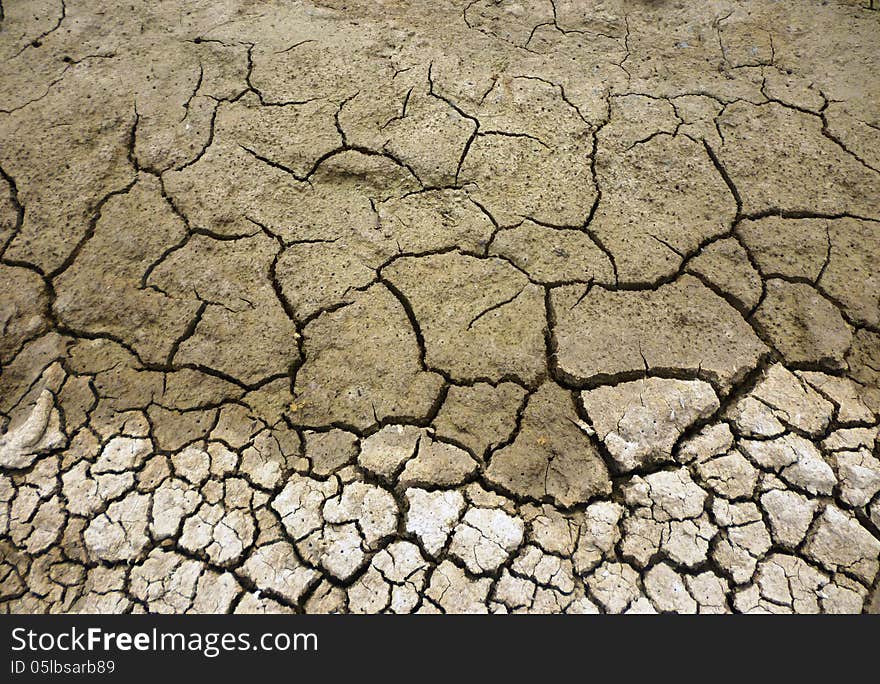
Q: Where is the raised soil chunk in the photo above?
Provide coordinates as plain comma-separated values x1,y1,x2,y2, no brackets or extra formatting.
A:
485,383,611,507
383,252,547,385
552,276,767,391
581,378,719,473
291,284,444,431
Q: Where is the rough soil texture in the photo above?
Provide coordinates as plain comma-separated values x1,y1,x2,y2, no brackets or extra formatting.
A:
1,0,880,614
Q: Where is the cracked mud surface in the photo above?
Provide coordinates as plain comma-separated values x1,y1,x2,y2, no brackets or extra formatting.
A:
1,0,880,614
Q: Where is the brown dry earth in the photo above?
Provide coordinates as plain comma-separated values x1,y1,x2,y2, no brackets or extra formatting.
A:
1,0,880,614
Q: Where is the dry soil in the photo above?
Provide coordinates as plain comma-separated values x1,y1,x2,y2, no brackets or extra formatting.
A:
1,0,880,614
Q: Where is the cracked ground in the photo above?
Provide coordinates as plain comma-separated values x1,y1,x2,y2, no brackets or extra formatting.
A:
1,1,880,615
